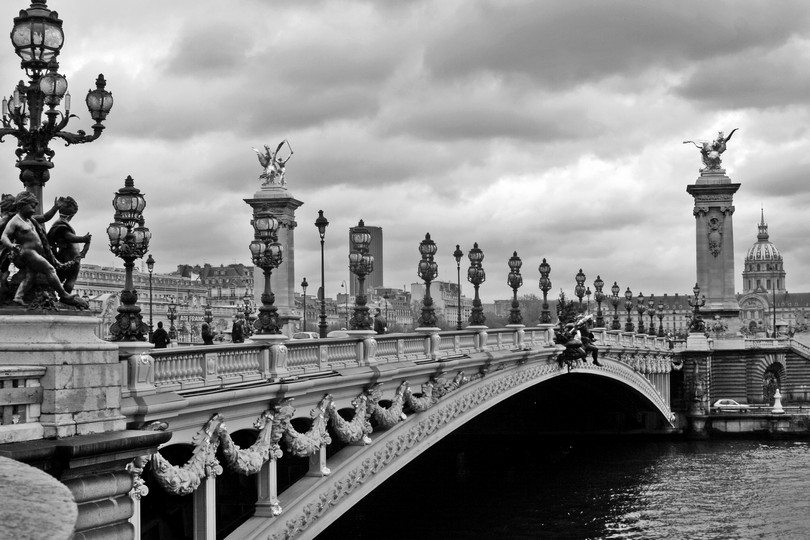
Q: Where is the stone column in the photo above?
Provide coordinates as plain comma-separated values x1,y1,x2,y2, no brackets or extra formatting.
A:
686,170,741,322
244,185,304,335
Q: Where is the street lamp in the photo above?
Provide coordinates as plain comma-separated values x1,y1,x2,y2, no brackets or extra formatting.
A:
315,210,329,337
574,268,586,311
416,233,439,328
146,253,155,341
242,291,254,338
688,282,706,333
453,244,464,330
383,293,390,324
657,299,666,337
538,258,552,324
107,175,150,341
636,292,646,334
340,280,348,328
585,287,592,313
1,1,114,213
249,206,283,334
467,242,486,326
610,281,621,330
348,219,374,331
301,277,308,331
624,287,634,332
647,295,657,336
167,296,177,340
203,297,213,327
594,275,605,327
507,251,523,325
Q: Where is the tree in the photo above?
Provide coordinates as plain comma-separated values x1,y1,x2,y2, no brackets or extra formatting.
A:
555,290,578,325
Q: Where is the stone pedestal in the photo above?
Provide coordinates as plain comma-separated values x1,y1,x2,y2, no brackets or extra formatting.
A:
244,184,304,333
686,170,741,323
0,314,125,439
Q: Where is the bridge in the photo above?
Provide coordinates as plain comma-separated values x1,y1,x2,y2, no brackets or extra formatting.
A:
117,324,675,539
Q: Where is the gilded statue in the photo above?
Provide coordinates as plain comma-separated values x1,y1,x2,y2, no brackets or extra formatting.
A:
683,129,738,172
252,140,294,186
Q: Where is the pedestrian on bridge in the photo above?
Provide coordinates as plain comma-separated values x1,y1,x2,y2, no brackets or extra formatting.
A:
374,308,388,335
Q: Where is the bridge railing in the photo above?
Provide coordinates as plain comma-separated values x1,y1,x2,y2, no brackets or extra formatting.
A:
126,325,671,397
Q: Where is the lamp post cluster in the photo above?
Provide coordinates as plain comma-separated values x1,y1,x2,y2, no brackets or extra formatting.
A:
574,268,586,311
624,287,634,332
166,297,177,340
348,220,374,331
249,206,283,334
657,298,666,337
467,243,486,326
647,296,657,336
538,259,552,324
146,254,155,341
688,282,706,332
315,210,329,337
416,233,439,328
636,292,646,334
242,292,254,338
593,275,605,328
301,278,308,331
1,0,113,212
610,282,621,330
507,251,523,325
107,175,150,341
453,245,464,330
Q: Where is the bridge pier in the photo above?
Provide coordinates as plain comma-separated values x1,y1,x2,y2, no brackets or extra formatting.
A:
255,459,282,517
193,476,216,540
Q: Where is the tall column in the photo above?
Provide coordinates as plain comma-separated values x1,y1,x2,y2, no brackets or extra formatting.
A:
245,184,303,335
686,169,740,321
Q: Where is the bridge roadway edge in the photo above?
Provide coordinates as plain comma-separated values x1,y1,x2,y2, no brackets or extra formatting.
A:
231,349,671,540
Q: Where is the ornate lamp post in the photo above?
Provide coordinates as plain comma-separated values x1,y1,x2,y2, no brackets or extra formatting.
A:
594,275,605,327
610,281,621,330
688,282,706,332
453,244,464,330
507,251,523,325
249,207,283,334
203,298,213,326
538,258,552,324
574,268,586,312
467,243,486,326
107,175,150,341
416,233,438,328
636,292,646,334
340,280,348,328
167,297,177,340
348,220,374,331
301,277,308,331
146,253,155,341
1,1,114,213
624,287,634,332
647,295,657,336
315,210,329,337
242,291,254,338
657,299,666,337
383,293,389,323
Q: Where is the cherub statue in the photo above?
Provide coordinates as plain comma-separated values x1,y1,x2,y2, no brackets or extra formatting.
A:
683,129,738,172
0,192,87,308
46,196,91,294
252,140,294,186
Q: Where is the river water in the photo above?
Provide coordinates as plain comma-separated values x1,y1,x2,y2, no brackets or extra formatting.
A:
317,435,810,539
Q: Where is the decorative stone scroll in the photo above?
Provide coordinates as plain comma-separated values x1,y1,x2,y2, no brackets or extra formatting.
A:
219,408,287,475
366,381,408,429
326,393,372,445
281,395,332,458
150,414,224,496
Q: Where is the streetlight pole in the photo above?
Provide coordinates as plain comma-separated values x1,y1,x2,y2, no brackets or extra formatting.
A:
467,243,486,326
301,277,308,331
453,245,463,330
636,292,646,334
1,1,114,213
348,220,374,330
593,275,605,328
575,269,586,313
507,251,523,325
417,233,439,328
249,207,283,335
610,282,621,330
146,253,155,341
624,287,634,332
107,175,150,341
315,210,329,337
657,299,666,337
539,258,552,324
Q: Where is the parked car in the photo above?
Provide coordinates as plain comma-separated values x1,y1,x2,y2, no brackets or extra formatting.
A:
292,332,319,340
326,330,350,339
712,399,751,412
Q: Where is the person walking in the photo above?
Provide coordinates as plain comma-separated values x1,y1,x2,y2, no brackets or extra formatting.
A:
201,323,215,345
373,308,388,335
152,321,170,349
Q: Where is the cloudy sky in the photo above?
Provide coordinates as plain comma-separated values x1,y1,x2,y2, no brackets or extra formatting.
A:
2,0,810,304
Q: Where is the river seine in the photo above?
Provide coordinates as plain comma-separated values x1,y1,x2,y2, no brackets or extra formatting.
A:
318,434,810,539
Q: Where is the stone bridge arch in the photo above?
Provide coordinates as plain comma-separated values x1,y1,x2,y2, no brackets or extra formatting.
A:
232,357,673,539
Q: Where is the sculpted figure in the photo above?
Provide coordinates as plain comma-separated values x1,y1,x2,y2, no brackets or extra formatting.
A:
0,192,85,307
684,129,738,172
46,196,91,294
252,140,293,186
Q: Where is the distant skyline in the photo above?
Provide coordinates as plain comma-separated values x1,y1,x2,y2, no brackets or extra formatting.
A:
2,1,810,303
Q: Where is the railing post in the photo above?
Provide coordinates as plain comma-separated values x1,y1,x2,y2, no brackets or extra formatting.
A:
119,342,156,398
361,336,378,366
193,476,216,540
507,324,525,349
255,458,282,517
252,335,290,380
307,447,330,477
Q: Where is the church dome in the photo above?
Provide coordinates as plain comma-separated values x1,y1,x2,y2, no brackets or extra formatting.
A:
746,210,781,262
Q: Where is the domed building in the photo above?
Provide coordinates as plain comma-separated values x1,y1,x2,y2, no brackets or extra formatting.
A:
737,210,809,334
